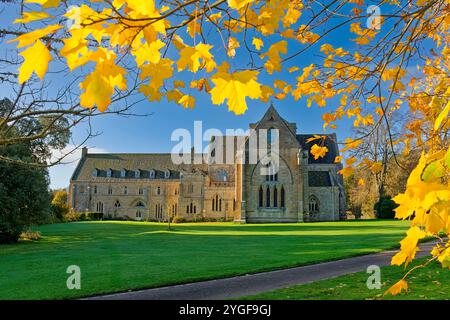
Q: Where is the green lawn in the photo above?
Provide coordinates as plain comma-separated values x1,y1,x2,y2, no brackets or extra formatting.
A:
0,220,410,299
241,258,450,300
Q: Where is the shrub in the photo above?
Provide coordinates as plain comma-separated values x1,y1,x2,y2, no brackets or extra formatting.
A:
19,230,41,241
64,211,82,222
374,196,399,219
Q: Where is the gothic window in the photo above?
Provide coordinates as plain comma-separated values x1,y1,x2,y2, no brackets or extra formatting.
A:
187,183,194,193
233,198,236,211
156,186,161,195
212,195,222,212
309,196,319,214
123,186,128,195
264,162,278,182
266,186,271,207
108,186,113,195
164,170,170,179
93,186,97,194
217,169,228,182
259,186,263,207
114,200,121,208
149,170,155,179
136,211,142,218
96,201,104,213
136,201,145,207
273,186,278,208
135,170,141,178
281,186,285,208
139,187,144,195
155,203,163,219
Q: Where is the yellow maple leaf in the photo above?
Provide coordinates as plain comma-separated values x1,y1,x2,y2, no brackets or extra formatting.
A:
133,39,165,66
228,0,254,10
80,50,127,111
384,279,408,296
261,41,287,74
252,37,264,51
178,95,195,109
210,62,262,115
227,37,240,57
25,0,61,8
310,144,329,160
14,11,52,24
177,43,216,73
9,24,62,48
18,40,52,83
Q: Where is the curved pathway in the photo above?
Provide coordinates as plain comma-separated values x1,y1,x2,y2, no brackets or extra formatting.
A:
85,241,436,300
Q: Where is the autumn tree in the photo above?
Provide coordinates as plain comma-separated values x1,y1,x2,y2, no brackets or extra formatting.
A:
3,0,450,294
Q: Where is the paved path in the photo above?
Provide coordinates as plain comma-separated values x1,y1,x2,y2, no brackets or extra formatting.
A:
86,242,436,300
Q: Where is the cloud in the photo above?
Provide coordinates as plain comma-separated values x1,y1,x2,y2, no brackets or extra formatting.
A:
49,145,108,190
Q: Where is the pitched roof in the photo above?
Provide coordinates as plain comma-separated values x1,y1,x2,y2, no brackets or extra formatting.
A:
297,134,340,164
71,153,206,181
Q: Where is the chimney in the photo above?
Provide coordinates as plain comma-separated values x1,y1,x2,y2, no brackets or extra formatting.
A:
81,147,88,158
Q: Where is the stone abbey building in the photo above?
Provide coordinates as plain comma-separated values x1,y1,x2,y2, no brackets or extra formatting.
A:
69,106,346,223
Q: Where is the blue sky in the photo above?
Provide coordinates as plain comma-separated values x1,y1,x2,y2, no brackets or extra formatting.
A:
0,1,401,189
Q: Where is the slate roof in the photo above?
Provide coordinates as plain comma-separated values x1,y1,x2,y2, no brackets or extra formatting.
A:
296,134,339,164
71,153,204,181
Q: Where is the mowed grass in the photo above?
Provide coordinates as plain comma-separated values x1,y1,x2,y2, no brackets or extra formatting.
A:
0,220,409,299
241,258,450,300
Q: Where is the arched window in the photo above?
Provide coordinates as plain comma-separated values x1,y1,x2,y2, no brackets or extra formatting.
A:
136,201,145,207
139,187,144,195
186,205,190,214
155,204,163,219
233,198,236,211
266,186,271,207
114,200,121,208
149,169,155,178
93,185,97,194
136,211,142,219
135,170,141,178
259,186,263,207
217,169,228,182
156,186,161,195
309,196,319,214
281,186,285,208
213,195,222,212
190,202,193,214
108,186,113,195
96,201,104,213
123,186,128,195
164,170,170,179
264,161,278,182
273,186,278,208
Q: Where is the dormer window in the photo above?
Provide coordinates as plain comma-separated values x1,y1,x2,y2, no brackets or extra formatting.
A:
121,169,126,178
164,170,170,179
135,169,141,178
92,169,98,177
149,169,155,179
107,169,112,178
